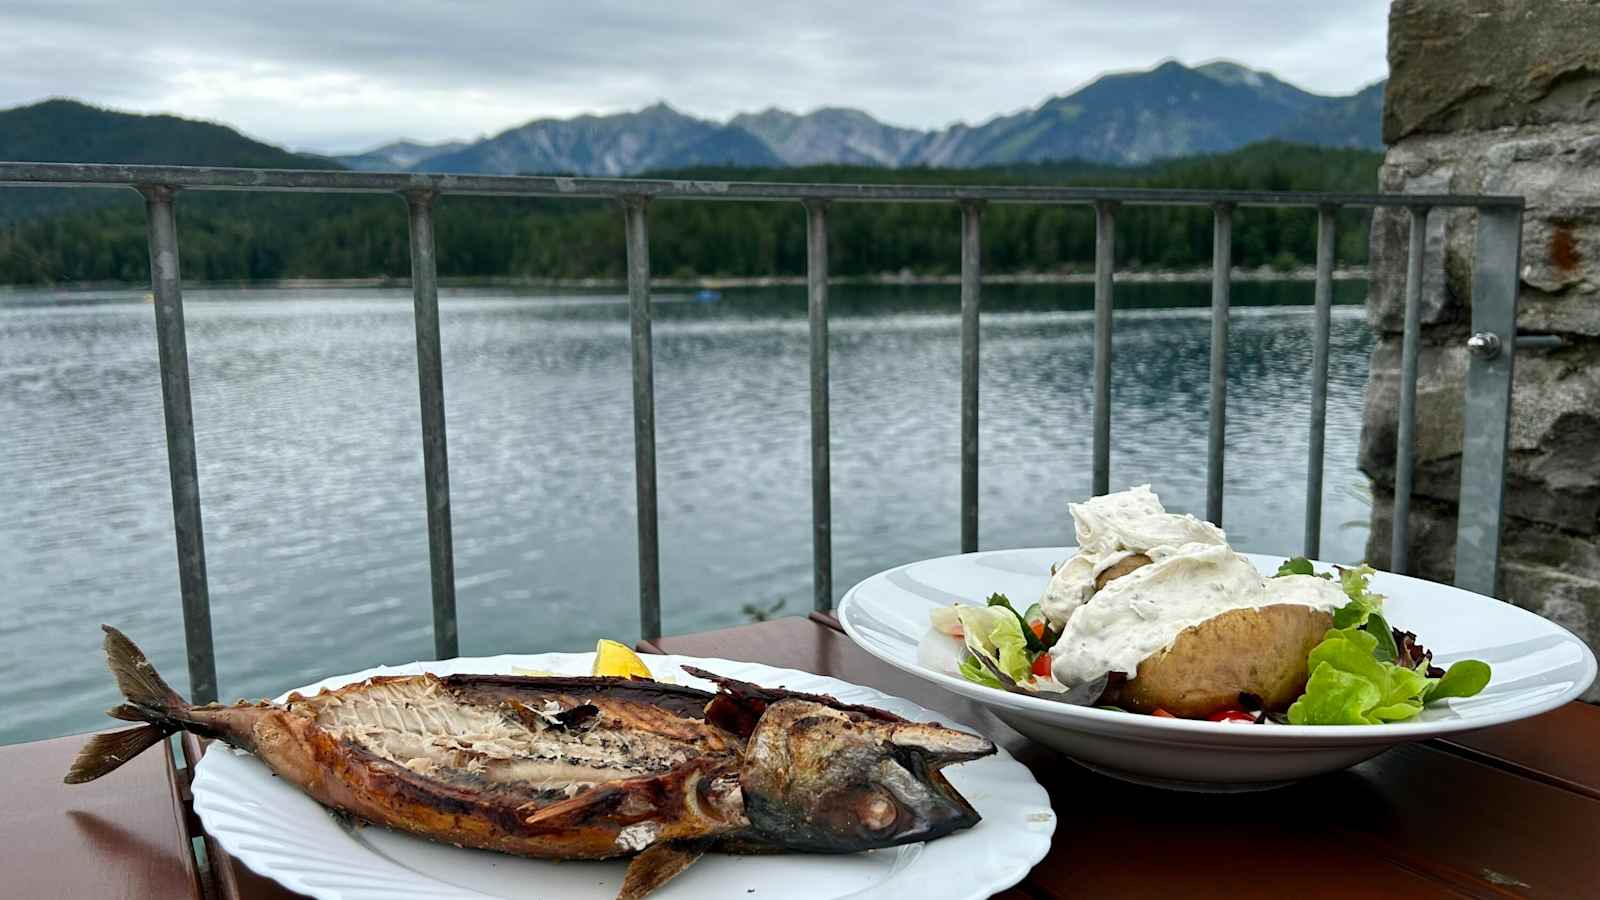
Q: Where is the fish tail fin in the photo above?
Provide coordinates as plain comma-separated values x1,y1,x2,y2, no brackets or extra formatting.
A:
101,624,189,714
63,725,170,784
65,626,190,784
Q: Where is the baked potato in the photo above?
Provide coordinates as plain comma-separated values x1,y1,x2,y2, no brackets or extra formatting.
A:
1094,553,1151,589
1098,603,1333,717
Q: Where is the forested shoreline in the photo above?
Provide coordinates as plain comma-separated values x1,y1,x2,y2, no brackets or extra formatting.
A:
0,142,1380,286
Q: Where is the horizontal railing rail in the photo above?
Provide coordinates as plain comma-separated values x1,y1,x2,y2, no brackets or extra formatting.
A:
0,161,1524,207
0,161,1526,705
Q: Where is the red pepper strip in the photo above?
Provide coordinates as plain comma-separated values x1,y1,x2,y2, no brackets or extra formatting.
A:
1030,653,1052,677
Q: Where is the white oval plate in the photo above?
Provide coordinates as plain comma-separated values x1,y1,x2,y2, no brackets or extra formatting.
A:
838,547,1598,791
191,653,1053,900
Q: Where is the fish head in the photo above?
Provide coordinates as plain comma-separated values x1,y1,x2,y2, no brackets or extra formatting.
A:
739,699,994,852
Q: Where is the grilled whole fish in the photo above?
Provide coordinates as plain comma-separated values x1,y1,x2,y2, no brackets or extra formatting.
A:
69,626,995,899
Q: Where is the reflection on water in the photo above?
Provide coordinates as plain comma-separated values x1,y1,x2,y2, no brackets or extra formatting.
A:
0,281,1372,744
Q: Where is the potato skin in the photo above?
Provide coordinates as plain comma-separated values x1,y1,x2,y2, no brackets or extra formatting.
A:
1094,553,1151,589
1100,604,1334,718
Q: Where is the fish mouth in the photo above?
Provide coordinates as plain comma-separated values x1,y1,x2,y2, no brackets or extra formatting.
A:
889,723,993,827
907,756,981,830
880,731,991,843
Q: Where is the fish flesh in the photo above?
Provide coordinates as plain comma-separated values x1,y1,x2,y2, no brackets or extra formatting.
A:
68,626,994,899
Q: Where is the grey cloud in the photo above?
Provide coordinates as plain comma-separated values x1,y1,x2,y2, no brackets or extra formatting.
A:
0,0,1390,153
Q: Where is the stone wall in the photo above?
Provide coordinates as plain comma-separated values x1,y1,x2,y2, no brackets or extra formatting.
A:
1362,0,1600,699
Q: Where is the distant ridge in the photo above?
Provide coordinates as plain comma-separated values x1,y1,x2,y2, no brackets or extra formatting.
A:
338,139,468,171
0,98,338,223
415,102,782,176
341,59,1385,174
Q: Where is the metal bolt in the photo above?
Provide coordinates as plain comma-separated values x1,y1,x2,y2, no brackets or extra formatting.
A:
1466,332,1503,359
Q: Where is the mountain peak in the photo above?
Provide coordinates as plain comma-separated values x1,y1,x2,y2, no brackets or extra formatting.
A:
1195,60,1267,87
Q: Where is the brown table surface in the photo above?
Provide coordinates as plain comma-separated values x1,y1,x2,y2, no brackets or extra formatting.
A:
0,731,203,899
10,614,1599,899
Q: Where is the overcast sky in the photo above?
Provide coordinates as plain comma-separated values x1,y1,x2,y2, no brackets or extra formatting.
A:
2,1,1391,155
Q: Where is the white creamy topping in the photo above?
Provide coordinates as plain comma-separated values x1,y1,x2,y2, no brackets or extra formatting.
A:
1039,485,1225,628
1043,486,1344,686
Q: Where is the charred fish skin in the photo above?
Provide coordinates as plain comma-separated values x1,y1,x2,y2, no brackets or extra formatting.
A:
69,626,997,899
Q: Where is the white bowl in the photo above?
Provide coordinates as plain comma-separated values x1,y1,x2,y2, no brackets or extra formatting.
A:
837,547,1597,791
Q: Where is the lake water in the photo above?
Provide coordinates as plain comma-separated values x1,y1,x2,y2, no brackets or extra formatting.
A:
0,280,1374,745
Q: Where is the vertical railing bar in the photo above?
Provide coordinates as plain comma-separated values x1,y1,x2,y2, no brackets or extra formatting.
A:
804,200,833,612
959,201,983,553
1304,205,1337,558
1391,206,1430,575
622,196,662,642
1454,205,1523,595
139,184,218,704
1206,203,1233,526
403,190,458,660
1092,201,1117,497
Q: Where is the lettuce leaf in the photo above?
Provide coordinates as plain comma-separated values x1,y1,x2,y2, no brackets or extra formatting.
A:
1289,625,1431,724
958,653,1002,688
986,593,1049,653
1275,557,1317,577
1332,564,1384,628
1425,659,1492,702
944,604,1034,686
1276,560,1493,725
1289,662,1381,724
929,604,965,637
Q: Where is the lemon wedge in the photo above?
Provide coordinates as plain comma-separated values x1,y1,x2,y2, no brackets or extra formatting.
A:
592,639,653,679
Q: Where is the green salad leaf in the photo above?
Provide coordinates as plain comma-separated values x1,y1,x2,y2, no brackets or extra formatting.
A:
1287,562,1491,725
958,653,1002,688
1331,564,1383,628
1425,659,1493,702
1289,662,1381,724
986,592,1050,653
1288,626,1430,724
1275,557,1316,577
944,603,1035,686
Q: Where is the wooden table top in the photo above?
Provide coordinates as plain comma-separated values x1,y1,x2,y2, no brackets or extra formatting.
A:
9,613,1598,899
0,731,202,899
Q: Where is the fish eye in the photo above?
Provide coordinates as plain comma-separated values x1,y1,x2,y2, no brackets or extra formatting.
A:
856,789,899,832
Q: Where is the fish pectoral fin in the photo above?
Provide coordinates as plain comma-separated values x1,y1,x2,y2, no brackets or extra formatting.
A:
522,783,623,828
617,840,706,900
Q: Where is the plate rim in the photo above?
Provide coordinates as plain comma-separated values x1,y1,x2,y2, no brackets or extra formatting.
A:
192,651,1055,900
837,546,1598,744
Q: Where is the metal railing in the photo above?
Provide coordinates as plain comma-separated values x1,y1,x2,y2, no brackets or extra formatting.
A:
0,162,1527,704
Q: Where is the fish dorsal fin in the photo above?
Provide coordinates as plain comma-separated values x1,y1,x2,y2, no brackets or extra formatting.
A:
684,665,909,738
617,840,706,900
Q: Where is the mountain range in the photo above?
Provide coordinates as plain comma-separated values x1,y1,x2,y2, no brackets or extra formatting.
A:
335,60,1383,176
0,59,1383,210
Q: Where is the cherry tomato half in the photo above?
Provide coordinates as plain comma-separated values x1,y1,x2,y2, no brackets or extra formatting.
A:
1030,653,1052,677
1207,709,1256,723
